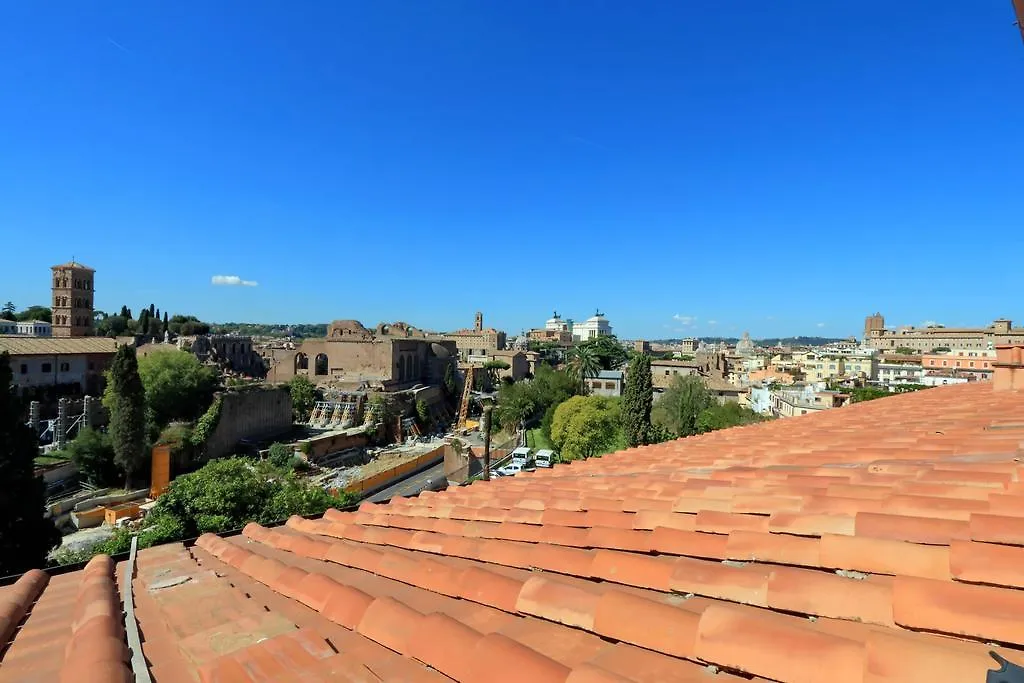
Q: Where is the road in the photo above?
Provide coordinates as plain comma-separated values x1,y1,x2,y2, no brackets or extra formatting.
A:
365,462,447,503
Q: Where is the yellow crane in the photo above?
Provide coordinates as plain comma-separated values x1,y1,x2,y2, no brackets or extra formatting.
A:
457,365,475,431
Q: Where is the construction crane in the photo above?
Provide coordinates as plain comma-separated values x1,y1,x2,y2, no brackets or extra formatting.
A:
457,365,475,431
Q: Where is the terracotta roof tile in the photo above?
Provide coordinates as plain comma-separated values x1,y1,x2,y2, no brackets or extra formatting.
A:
11,380,1024,681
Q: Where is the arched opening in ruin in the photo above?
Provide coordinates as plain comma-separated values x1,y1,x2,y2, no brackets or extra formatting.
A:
295,353,308,372
315,353,329,376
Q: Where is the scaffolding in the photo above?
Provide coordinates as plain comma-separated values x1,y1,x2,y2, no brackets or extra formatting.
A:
29,396,99,452
308,393,366,429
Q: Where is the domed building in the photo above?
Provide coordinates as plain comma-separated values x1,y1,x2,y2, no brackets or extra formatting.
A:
572,310,613,341
735,331,755,355
545,311,570,332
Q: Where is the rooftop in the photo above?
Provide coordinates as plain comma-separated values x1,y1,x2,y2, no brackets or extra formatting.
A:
6,380,1024,681
650,359,702,368
50,261,95,271
595,370,623,380
0,336,119,356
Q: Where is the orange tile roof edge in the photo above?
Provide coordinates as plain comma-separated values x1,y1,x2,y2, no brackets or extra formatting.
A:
3,356,1024,682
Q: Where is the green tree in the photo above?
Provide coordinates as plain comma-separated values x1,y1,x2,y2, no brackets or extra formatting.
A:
652,374,713,438
267,442,294,469
531,364,578,407
162,311,169,335
0,352,61,574
415,400,431,428
1,302,14,321
95,314,128,338
63,428,120,487
169,315,210,336
443,362,457,398
144,457,354,539
289,375,320,421
550,395,623,461
133,350,218,428
496,381,536,433
106,345,148,488
568,345,602,393
576,335,629,370
848,387,892,403
895,347,916,355
120,305,132,319
622,353,653,447
482,359,510,389
695,402,767,433
15,305,51,323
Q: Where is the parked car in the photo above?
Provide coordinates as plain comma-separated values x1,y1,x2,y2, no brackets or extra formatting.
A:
497,462,525,477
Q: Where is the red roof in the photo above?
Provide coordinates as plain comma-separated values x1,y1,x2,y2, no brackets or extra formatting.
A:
5,380,1024,682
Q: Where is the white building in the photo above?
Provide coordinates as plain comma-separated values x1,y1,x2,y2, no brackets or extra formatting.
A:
876,363,925,386
0,319,52,336
545,312,571,332
572,311,613,341
17,320,52,337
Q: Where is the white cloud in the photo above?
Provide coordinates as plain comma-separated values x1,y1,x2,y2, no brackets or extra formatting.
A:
707,320,718,326
672,314,697,326
816,322,826,328
212,275,258,287
921,320,942,328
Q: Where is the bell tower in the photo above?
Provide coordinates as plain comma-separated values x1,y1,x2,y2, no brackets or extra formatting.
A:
51,261,95,337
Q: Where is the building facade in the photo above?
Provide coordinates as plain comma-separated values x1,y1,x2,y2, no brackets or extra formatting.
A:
586,370,623,397
876,363,925,386
17,320,52,336
0,336,118,398
921,351,995,381
441,312,507,361
51,261,95,337
864,315,1024,353
572,311,613,341
650,359,702,391
266,319,457,391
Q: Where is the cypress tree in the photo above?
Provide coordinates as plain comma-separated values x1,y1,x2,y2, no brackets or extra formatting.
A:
107,345,147,489
149,303,156,317
162,311,169,334
0,352,61,574
622,353,654,447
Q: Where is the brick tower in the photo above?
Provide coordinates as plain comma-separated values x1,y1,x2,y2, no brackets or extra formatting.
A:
51,261,95,337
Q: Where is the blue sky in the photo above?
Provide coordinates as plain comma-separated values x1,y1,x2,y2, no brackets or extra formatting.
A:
2,2,1022,340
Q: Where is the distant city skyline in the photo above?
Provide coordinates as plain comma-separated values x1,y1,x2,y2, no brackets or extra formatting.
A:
3,3,1022,339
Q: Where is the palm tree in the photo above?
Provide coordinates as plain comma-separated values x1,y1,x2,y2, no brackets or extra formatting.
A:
569,345,601,394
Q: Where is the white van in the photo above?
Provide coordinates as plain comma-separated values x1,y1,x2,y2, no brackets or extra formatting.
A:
510,447,532,468
535,449,555,468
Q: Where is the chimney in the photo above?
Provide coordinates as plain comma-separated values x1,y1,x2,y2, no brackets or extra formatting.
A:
993,344,1024,391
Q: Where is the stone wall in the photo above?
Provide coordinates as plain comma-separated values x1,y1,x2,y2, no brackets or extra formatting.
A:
205,386,293,460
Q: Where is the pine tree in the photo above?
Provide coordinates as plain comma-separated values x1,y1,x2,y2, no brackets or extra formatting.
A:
120,305,131,319
622,353,654,447
107,345,148,489
0,352,60,574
